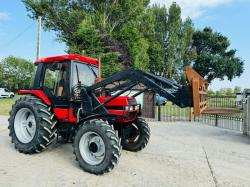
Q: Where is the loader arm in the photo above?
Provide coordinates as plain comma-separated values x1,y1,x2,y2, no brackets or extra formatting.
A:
85,67,208,116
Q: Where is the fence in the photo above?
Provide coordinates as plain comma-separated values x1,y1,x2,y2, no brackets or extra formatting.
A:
143,103,191,122
142,95,244,131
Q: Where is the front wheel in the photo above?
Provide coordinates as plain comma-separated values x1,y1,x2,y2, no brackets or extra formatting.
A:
122,118,150,152
73,120,121,174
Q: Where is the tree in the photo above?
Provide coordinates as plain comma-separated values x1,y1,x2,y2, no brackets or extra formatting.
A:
0,56,34,91
207,89,215,96
22,1,243,83
234,86,241,94
22,0,150,75
215,88,235,96
141,3,196,80
143,6,165,75
192,27,244,83
164,3,182,79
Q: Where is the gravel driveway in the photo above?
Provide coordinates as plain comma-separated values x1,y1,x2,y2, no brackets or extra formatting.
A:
1,115,250,187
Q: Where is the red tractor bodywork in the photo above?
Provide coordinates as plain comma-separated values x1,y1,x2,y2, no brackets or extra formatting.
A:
19,54,139,124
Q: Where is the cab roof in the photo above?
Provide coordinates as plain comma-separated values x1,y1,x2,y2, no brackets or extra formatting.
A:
35,54,99,66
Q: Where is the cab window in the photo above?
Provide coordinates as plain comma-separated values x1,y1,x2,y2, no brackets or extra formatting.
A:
43,62,68,97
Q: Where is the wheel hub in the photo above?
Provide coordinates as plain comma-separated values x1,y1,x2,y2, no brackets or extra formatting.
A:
28,122,33,128
14,108,36,144
79,131,105,165
89,142,98,153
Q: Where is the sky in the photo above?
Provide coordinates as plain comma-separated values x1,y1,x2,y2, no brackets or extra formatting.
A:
0,0,249,91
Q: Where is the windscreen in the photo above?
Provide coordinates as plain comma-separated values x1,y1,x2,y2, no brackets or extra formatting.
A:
72,62,98,87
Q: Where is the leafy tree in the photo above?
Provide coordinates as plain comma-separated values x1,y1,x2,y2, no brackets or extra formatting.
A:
145,3,196,81
192,27,244,83
0,63,3,85
0,56,34,91
164,3,182,79
234,86,241,94
143,6,165,75
22,1,243,84
207,89,215,96
215,88,235,96
117,21,149,70
22,0,150,75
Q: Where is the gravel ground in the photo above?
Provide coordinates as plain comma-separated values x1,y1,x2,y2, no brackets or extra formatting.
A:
1,115,250,187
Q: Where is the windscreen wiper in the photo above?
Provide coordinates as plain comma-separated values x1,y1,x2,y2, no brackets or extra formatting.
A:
87,65,97,78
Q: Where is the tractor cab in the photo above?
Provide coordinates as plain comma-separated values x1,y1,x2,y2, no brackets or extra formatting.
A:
32,54,99,101
19,54,139,124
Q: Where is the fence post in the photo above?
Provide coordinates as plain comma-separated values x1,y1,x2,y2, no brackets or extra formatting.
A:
215,114,218,127
158,105,161,121
189,107,194,122
243,97,250,135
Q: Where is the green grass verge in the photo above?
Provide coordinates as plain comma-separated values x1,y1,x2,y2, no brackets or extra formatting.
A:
0,97,20,116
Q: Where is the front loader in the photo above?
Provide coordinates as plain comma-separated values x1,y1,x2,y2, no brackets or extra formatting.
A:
8,54,207,174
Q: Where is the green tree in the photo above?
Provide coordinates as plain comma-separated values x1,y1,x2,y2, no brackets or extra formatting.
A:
192,27,244,83
140,4,196,80
143,6,166,75
207,89,215,96
164,3,182,79
0,56,34,91
216,88,235,96
22,0,150,75
0,62,3,86
234,86,241,94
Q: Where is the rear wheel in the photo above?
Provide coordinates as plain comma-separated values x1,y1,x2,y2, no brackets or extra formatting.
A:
122,118,150,152
73,120,121,174
8,96,57,154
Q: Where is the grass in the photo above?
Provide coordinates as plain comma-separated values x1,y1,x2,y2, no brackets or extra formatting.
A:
0,97,19,116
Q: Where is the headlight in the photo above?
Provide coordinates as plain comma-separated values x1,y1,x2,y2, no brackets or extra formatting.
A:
134,105,139,110
125,106,132,111
124,105,139,111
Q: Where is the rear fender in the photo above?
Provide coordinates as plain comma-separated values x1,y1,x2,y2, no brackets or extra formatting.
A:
18,90,52,106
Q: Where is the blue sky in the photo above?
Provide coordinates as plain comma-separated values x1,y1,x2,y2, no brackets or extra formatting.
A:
0,0,249,90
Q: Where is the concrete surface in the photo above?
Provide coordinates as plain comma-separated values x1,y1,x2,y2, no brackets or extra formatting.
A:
1,115,250,187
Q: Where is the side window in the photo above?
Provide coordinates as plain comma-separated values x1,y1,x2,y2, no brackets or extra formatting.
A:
43,62,68,97
4,89,9,92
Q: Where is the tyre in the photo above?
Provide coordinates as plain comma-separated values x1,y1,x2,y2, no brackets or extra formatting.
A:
10,94,14,98
8,96,57,154
73,119,121,174
122,117,150,152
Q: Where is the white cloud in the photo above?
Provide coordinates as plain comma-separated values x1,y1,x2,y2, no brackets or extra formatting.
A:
150,0,234,19
0,12,10,22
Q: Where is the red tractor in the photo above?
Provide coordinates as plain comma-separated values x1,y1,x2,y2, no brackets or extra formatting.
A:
8,54,207,174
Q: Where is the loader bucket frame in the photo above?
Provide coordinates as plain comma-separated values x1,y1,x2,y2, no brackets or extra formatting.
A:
185,66,208,116
82,67,208,117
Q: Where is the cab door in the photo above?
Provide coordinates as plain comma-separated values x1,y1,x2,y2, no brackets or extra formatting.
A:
42,61,71,114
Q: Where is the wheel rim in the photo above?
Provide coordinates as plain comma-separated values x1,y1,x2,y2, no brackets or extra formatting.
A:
14,108,36,143
127,123,140,143
79,131,105,165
